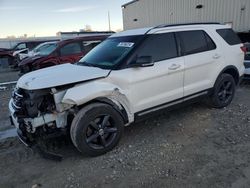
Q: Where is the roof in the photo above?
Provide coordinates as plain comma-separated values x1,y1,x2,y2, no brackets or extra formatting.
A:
122,0,139,8
111,23,229,37
60,35,110,43
110,27,153,37
59,31,115,35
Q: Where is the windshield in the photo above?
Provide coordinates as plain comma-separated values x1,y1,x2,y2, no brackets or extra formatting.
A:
78,35,144,69
33,42,57,53
36,43,58,56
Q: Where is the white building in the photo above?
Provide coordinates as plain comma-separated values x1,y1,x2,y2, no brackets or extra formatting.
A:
58,31,115,40
0,37,60,49
122,0,250,33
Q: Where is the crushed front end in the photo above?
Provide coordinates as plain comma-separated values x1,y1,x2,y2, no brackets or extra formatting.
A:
9,87,72,160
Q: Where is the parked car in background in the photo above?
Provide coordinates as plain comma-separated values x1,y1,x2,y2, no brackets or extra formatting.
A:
18,35,110,74
18,41,58,61
0,40,58,67
244,43,250,78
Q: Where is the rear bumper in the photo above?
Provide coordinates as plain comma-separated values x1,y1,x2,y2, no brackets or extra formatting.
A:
244,60,250,68
244,74,250,80
244,59,250,79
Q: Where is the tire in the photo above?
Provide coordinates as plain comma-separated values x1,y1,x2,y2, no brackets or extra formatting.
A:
70,103,124,156
207,73,236,108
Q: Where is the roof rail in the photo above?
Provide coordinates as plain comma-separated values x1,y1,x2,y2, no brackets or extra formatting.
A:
154,22,222,29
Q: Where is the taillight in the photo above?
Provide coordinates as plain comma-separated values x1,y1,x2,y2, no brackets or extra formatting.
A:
241,46,247,54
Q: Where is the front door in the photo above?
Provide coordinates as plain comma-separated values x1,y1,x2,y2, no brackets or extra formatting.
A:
110,32,184,114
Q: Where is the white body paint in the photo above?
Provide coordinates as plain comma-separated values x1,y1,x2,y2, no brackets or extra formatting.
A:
10,24,245,130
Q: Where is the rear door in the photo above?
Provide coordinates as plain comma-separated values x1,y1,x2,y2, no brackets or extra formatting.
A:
178,30,222,96
59,42,83,64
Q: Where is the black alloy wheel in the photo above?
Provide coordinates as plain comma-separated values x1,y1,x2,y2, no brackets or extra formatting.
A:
217,80,234,104
71,103,124,156
85,115,118,150
207,73,236,108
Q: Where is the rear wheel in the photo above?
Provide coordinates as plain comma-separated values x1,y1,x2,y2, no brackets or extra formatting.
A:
70,103,124,156
207,73,236,108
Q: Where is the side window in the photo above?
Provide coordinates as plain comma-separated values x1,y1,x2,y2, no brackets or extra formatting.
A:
82,40,101,53
15,43,27,50
179,30,214,55
204,33,216,50
135,33,178,62
27,42,38,50
60,42,81,56
216,29,241,45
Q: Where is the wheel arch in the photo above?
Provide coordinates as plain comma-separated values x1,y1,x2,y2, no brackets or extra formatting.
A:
62,82,134,124
217,65,240,85
77,97,129,124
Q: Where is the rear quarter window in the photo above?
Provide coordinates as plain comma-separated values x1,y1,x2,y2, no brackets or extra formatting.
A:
216,29,241,45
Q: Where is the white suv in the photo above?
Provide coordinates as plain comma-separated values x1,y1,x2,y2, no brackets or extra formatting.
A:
9,23,245,157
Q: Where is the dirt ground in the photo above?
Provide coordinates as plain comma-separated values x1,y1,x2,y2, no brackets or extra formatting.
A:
0,82,250,188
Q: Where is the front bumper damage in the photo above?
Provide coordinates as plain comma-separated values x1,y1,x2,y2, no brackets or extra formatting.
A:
9,99,67,161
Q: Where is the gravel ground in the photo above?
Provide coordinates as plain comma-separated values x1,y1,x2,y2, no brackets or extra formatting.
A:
0,82,250,188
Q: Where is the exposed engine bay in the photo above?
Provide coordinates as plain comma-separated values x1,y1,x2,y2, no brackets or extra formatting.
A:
12,88,55,118
9,87,73,160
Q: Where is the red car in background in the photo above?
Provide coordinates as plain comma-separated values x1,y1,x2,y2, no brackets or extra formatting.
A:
0,40,58,67
18,35,110,74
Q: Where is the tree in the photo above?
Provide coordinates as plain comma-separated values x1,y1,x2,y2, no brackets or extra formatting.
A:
84,25,92,32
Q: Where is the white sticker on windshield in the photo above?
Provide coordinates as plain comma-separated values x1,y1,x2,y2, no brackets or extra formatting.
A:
117,42,134,48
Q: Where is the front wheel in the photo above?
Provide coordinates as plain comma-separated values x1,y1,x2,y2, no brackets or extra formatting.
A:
70,103,124,156
207,73,236,108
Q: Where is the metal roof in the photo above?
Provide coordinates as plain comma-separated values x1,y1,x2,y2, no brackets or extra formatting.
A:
59,31,115,35
122,0,139,8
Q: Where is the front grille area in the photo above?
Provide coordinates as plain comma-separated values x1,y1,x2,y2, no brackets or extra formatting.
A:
12,88,25,111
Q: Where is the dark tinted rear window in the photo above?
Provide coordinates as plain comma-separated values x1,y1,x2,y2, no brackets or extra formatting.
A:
60,42,81,56
82,40,101,53
179,30,216,55
135,33,178,62
205,33,217,50
216,29,241,45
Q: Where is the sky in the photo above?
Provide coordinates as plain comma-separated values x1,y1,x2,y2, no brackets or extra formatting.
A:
0,0,129,38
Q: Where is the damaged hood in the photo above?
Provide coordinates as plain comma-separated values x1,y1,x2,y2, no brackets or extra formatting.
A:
17,63,110,90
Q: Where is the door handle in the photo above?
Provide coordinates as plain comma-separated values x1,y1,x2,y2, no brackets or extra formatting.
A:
213,54,221,59
168,64,181,70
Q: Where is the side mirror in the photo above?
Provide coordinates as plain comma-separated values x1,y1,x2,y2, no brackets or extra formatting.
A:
131,56,154,67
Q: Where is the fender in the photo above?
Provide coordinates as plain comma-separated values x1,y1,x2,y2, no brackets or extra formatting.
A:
93,97,129,124
62,80,134,123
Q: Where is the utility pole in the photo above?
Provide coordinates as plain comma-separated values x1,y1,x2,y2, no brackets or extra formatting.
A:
108,11,111,31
